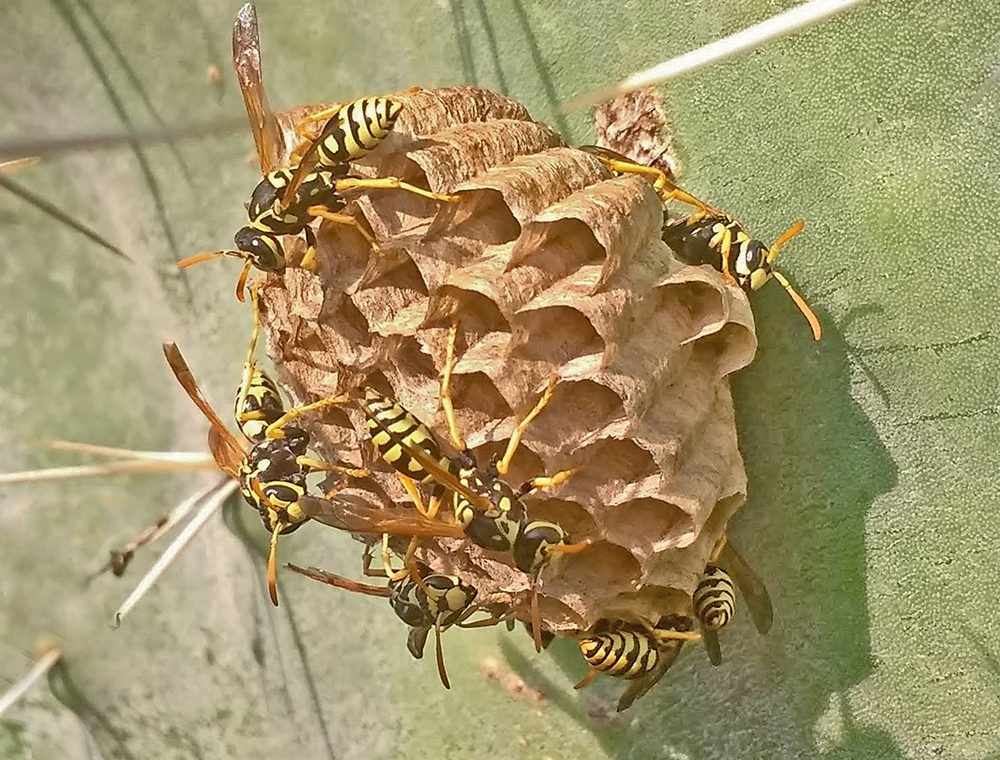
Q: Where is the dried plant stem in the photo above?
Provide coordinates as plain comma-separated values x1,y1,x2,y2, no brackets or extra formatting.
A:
563,0,865,111
45,440,213,463
0,645,62,716
113,478,237,628
0,457,216,485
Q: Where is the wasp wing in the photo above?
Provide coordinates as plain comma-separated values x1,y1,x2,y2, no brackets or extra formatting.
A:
393,437,495,513
718,540,774,635
163,342,245,477
407,626,430,660
277,105,344,210
577,144,637,164
299,495,466,538
286,563,391,598
616,640,684,712
232,3,284,174
702,628,723,666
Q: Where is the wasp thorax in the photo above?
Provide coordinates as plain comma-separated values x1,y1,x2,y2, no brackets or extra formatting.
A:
234,226,285,271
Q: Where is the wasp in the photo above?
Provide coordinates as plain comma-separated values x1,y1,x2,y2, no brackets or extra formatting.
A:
579,145,821,341
162,290,403,605
177,6,458,300
575,614,702,712
393,324,590,652
693,535,774,666
287,542,489,689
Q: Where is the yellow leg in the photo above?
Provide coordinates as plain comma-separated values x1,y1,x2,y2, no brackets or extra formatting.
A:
715,226,736,284
398,474,428,515
266,394,350,439
381,534,411,582
334,176,460,204
299,226,319,271
440,323,466,451
235,285,263,425
496,377,557,476
709,533,728,563
574,668,600,690
598,157,713,213
653,629,703,642
294,105,342,139
295,457,369,479
306,206,380,251
526,468,578,492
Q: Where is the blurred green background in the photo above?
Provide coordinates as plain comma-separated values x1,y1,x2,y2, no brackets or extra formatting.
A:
2,1,999,758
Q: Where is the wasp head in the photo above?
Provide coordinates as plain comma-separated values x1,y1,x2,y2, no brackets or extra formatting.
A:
234,226,285,272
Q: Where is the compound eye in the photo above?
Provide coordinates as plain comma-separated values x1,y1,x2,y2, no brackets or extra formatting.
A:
744,243,764,271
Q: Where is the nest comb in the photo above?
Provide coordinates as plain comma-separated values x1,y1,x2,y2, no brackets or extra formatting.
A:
258,86,758,635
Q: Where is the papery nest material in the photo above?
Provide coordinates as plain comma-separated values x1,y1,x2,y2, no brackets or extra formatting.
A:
258,86,756,634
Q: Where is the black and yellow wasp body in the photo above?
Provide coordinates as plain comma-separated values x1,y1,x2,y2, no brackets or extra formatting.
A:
577,614,699,711
179,11,455,297
693,537,774,666
387,562,478,664
578,144,821,340
361,387,454,494
237,424,311,536
233,367,284,442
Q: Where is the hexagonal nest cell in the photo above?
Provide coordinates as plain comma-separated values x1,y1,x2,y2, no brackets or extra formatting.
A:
257,86,757,634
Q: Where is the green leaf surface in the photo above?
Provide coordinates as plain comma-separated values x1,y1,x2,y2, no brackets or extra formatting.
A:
2,1,998,758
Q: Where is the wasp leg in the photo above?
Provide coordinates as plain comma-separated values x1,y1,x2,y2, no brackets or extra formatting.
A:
518,468,578,497
294,105,342,138
265,394,350,439
709,533,728,564
235,285,264,425
294,457,369,479
333,176,460,205
299,225,319,271
305,206,381,252
593,156,714,213
496,377,557,476
439,322,466,451
719,227,736,285
574,668,600,690
362,543,390,578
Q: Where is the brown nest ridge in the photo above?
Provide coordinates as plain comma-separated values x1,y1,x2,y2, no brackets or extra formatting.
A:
258,86,757,635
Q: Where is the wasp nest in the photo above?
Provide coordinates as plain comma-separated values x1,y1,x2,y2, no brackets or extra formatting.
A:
259,86,757,635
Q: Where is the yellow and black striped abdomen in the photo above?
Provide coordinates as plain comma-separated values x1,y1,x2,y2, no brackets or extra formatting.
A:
579,629,659,679
316,97,402,166
234,369,285,442
362,388,449,484
693,564,736,631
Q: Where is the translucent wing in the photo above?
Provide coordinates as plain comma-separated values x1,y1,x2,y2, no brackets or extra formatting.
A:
232,3,284,174
286,563,391,598
616,641,684,712
278,105,343,209
702,629,723,666
298,495,467,539
393,438,495,513
163,342,245,477
718,540,774,635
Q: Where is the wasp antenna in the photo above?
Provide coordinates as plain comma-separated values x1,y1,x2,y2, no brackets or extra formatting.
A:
767,220,806,264
235,259,254,302
771,270,822,341
549,538,592,556
113,479,235,628
0,642,61,717
177,250,238,269
434,617,452,690
267,522,282,606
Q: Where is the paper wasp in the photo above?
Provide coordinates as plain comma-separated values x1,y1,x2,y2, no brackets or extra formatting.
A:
288,543,491,689
579,144,821,341
575,614,702,712
694,535,774,666
391,324,590,652
177,4,458,300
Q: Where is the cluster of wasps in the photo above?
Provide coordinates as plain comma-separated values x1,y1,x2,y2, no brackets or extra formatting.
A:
164,3,810,712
